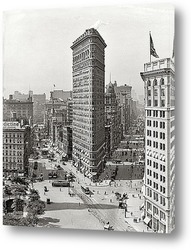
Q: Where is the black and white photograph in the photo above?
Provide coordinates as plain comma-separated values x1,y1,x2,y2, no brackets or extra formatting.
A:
2,3,175,235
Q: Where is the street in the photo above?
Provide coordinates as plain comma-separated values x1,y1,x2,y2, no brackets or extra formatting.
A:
33,151,152,232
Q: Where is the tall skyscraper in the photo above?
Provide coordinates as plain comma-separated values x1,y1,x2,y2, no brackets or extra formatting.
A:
140,58,175,233
71,28,107,176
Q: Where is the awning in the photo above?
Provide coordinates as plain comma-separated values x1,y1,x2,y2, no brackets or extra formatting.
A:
144,217,151,225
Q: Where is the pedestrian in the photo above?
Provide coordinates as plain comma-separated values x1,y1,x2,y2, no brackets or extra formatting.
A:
60,188,62,191
79,202,80,206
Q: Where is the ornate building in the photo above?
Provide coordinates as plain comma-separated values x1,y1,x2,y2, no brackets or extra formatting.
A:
71,28,107,176
140,58,175,233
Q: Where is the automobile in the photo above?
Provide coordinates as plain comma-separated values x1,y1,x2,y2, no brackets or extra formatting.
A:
52,173,58,178
48,172,57,179
62,162,66,165
52,180,70,187
48,173,53,179
57,165,62,170
81,186,90,195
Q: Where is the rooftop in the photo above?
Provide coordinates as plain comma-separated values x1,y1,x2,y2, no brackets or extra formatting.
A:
143,57,175,72
3,121,22,130
71,28,107,49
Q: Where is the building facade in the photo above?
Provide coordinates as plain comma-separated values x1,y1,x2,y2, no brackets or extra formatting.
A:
105,82,122,158
12,91,46,124
3,95,33,126
140,58,175,233
71,28,107,175
113,82,133,134
45,98,67,143
3,122,31,177
32,93,46,124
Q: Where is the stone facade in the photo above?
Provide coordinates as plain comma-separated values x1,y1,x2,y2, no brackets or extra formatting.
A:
141,58,175,233
71,28,107,174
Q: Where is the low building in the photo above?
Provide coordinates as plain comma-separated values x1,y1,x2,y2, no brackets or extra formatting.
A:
3,95,33,126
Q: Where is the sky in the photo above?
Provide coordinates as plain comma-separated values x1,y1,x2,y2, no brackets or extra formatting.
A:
3,3,174,99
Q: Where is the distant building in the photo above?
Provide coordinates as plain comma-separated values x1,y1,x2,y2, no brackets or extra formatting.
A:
140,58,175,233
3,95,33,126
12,91,46,124
105,81,122,158
61,126,72,160
32,94,46,124
50,89,72,101
113,82,132,134
66,98,73,126
3,121,31,177
45,98,67,143
71,28,107,176
13,91,31,101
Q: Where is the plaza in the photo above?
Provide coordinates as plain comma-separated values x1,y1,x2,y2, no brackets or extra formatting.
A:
33,151,152,232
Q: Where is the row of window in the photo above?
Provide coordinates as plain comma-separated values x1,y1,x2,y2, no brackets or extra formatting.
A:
147,120,166,129
147,169,166,183
147,201,166,220
147,78,165,87
147,130,166,140
4,139,23,144
147,88,165,97
147,99,165,107
147,179,166,193
3,158,23,163
4,145,24,150
147,160,166,172
147,140,166,150
4,133,23,138
147,110,165,118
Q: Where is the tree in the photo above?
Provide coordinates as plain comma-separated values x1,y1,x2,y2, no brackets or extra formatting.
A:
3,213,34,227
27,200,45,216
28,189,40,202
26,199,45,225
12,177,29,186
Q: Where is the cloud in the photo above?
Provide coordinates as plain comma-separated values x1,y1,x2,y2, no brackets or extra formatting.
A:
89,20,108,30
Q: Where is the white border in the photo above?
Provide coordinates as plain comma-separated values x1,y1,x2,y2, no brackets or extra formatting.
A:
0,0,190,250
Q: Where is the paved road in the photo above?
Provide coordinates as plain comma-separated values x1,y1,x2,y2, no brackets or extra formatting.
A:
34,149,148,232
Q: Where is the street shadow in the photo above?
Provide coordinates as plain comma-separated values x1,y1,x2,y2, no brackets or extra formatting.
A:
38,217,60,228
45,202,118,211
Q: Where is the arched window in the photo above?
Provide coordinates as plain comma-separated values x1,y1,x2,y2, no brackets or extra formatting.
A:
160,78,164,85
147,80,151,86
153,79,157,86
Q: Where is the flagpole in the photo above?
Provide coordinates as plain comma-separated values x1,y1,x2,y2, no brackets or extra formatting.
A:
149,31,151,63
